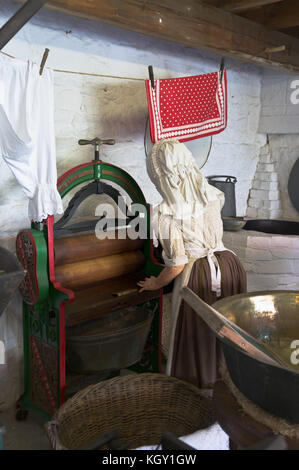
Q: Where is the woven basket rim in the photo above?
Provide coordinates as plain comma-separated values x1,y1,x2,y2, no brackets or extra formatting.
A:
56,373,206,416
51,373,215,450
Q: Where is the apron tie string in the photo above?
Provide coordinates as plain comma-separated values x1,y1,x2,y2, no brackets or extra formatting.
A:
207,249,222,297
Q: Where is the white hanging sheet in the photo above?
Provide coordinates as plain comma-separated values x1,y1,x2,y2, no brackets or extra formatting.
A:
0,54,63,222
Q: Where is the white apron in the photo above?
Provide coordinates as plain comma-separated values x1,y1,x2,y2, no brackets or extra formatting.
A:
166,243,234,375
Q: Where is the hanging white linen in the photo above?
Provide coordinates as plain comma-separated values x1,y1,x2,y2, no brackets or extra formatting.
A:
0,54,63,222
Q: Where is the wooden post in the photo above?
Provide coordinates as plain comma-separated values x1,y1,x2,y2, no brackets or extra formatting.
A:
0,0,47,50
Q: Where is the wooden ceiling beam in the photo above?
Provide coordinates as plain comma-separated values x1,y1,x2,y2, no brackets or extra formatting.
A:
241,0,299,30
279,26,299,39
203,1,283,13
18,0,299,74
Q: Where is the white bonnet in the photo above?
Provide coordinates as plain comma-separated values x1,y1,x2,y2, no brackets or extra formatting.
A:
146,139,223,217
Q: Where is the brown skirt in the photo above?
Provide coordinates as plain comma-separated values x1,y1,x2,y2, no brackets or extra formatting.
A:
171,250,247,389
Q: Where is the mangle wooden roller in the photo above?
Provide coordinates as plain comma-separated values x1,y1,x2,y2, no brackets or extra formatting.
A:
54,231,146,290
15,142,164,420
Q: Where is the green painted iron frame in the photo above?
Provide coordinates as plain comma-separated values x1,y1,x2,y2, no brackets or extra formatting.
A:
16,161,163,420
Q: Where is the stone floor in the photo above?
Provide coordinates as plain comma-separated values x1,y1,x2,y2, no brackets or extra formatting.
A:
0,405,229,450
0,407,51,450
0,366,227,450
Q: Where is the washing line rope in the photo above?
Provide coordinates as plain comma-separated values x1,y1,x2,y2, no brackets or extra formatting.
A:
0,46,285,80
0,49,144,81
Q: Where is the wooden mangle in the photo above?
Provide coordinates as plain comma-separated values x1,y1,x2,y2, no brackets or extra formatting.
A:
15,138,164,420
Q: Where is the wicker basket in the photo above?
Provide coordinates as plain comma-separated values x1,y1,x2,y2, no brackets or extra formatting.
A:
46,373,215,449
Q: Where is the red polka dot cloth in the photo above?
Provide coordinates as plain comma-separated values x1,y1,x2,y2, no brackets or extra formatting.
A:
145,71,227,144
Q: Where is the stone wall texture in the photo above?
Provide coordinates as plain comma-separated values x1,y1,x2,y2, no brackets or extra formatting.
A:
259,68,299,134
223,231,299,292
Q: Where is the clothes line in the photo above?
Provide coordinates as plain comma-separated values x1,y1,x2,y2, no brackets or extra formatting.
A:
0,45,284,81
0,48,232,81
0,49,145,81
54,68,144,81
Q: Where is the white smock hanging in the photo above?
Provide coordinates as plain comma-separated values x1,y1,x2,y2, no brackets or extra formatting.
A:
0,54,63,222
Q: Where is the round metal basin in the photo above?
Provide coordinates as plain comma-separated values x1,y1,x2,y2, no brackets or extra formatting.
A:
243,219,299,235
66,306,154,374
213,291,299,423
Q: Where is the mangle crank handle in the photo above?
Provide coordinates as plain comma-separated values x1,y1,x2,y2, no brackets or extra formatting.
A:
78,138,115,146
78,137,115,161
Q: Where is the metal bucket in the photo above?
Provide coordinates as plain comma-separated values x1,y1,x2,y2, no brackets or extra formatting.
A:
207,175,237,217
66,306,154,374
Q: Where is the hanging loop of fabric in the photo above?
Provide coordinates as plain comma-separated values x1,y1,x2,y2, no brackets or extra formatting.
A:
206,249,222,297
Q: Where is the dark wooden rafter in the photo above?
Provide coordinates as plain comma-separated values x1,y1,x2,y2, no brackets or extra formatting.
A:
0,0,47,50
29,0,299,74
280,26,299,39
240,0,299,30
203,0,283,13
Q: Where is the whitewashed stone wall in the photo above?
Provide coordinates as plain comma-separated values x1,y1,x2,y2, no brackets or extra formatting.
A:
267,134,299,221
258,68,299,221
0,2,265,409
259,68,299,134
246,143,282,219
223,231,299,292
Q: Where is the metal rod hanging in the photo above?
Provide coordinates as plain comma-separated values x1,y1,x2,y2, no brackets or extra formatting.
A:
0,0,47,51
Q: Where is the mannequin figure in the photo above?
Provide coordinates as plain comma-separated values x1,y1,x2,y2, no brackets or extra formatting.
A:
138,139,246,389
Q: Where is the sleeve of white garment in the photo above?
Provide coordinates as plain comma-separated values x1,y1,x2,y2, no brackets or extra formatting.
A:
0,55,63,222
158,215,188,267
